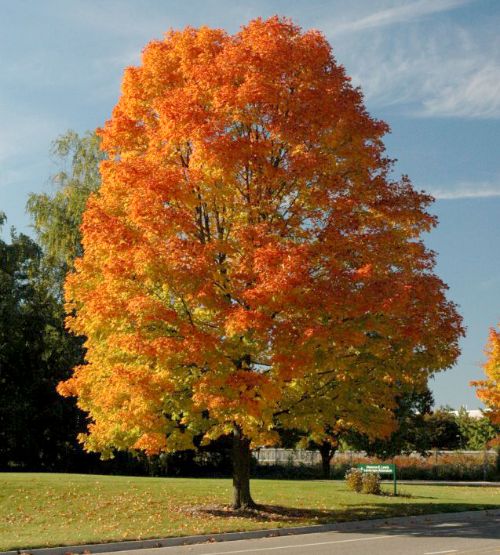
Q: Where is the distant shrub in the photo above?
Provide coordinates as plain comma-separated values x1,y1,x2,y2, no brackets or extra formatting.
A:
392,452,498,481
345,468,363,492
361,472,381,495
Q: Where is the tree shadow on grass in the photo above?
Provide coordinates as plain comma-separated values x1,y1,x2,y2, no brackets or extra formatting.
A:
193,502,499,526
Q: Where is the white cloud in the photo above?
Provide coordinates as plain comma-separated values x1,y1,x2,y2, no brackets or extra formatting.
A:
422,63,500,119
426,181,500,199
331,0,473,35
327,16,500,119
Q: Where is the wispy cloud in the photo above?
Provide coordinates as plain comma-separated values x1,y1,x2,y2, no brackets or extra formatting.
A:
422,63,500,119
331,0,472,35
427,181,500,199
329,16,500,119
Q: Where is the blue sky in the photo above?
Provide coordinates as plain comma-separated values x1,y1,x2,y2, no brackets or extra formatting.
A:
1,0,498,409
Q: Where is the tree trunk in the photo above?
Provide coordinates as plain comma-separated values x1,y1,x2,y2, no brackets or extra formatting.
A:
319,441,335,480
232,427,256,509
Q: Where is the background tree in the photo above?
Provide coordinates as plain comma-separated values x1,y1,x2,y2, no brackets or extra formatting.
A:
59,17,463,508
345,386,434,458
306,431,339,480
27,130,104,293
424,407,461,450
473,325,500,443
278,424,343,480
455,408,499,450
1,131,104,472
0,214,84,470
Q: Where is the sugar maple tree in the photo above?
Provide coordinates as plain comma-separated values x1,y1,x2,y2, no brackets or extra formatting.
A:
473,325,500,437
59,17,463,508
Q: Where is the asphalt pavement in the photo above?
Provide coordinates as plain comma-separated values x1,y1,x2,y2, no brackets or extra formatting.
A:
99,511,500,555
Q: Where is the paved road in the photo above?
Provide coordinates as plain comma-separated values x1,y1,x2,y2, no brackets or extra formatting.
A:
104,512,500,555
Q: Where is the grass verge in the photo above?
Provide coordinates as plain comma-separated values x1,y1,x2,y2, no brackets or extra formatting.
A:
1,473,499,550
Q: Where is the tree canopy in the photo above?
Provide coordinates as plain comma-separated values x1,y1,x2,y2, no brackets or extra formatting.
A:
58,17,463,507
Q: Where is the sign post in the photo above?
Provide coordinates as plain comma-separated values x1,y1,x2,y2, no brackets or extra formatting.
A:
358,463,397,495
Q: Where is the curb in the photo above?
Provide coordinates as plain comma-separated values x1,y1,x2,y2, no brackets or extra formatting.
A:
5,508,500,555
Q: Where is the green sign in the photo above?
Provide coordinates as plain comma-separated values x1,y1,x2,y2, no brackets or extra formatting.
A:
358,463,397,495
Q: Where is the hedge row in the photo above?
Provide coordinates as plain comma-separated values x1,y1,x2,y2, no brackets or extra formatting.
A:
253,452,499,481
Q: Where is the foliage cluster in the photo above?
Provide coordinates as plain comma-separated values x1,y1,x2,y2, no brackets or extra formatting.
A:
455,408,499,450
345,468,363,492
361,472,382,494
26,130,104,281
344,469,381,494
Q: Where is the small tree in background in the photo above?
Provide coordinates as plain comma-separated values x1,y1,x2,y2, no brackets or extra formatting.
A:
0,131,105,472
307,433,339,480
456,408,499,450
425,408,462,450
59,17,463,508
27,130,104,294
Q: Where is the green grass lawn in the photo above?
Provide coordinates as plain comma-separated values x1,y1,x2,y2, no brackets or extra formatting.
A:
1,473,499,551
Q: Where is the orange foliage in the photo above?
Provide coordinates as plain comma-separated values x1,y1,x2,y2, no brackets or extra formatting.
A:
473,325,500,431
58,17,463,456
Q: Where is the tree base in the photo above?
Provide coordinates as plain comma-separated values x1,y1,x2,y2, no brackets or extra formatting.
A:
232,499,258,510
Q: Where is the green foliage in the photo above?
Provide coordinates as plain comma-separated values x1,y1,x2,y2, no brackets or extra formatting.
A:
345,468,363,492
0,216,84,470
1,130,104,471
254,455,499,481
361,473,382,495
424,408,462,450
455,408,500,450
0,130,106,471
26,130,104,289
